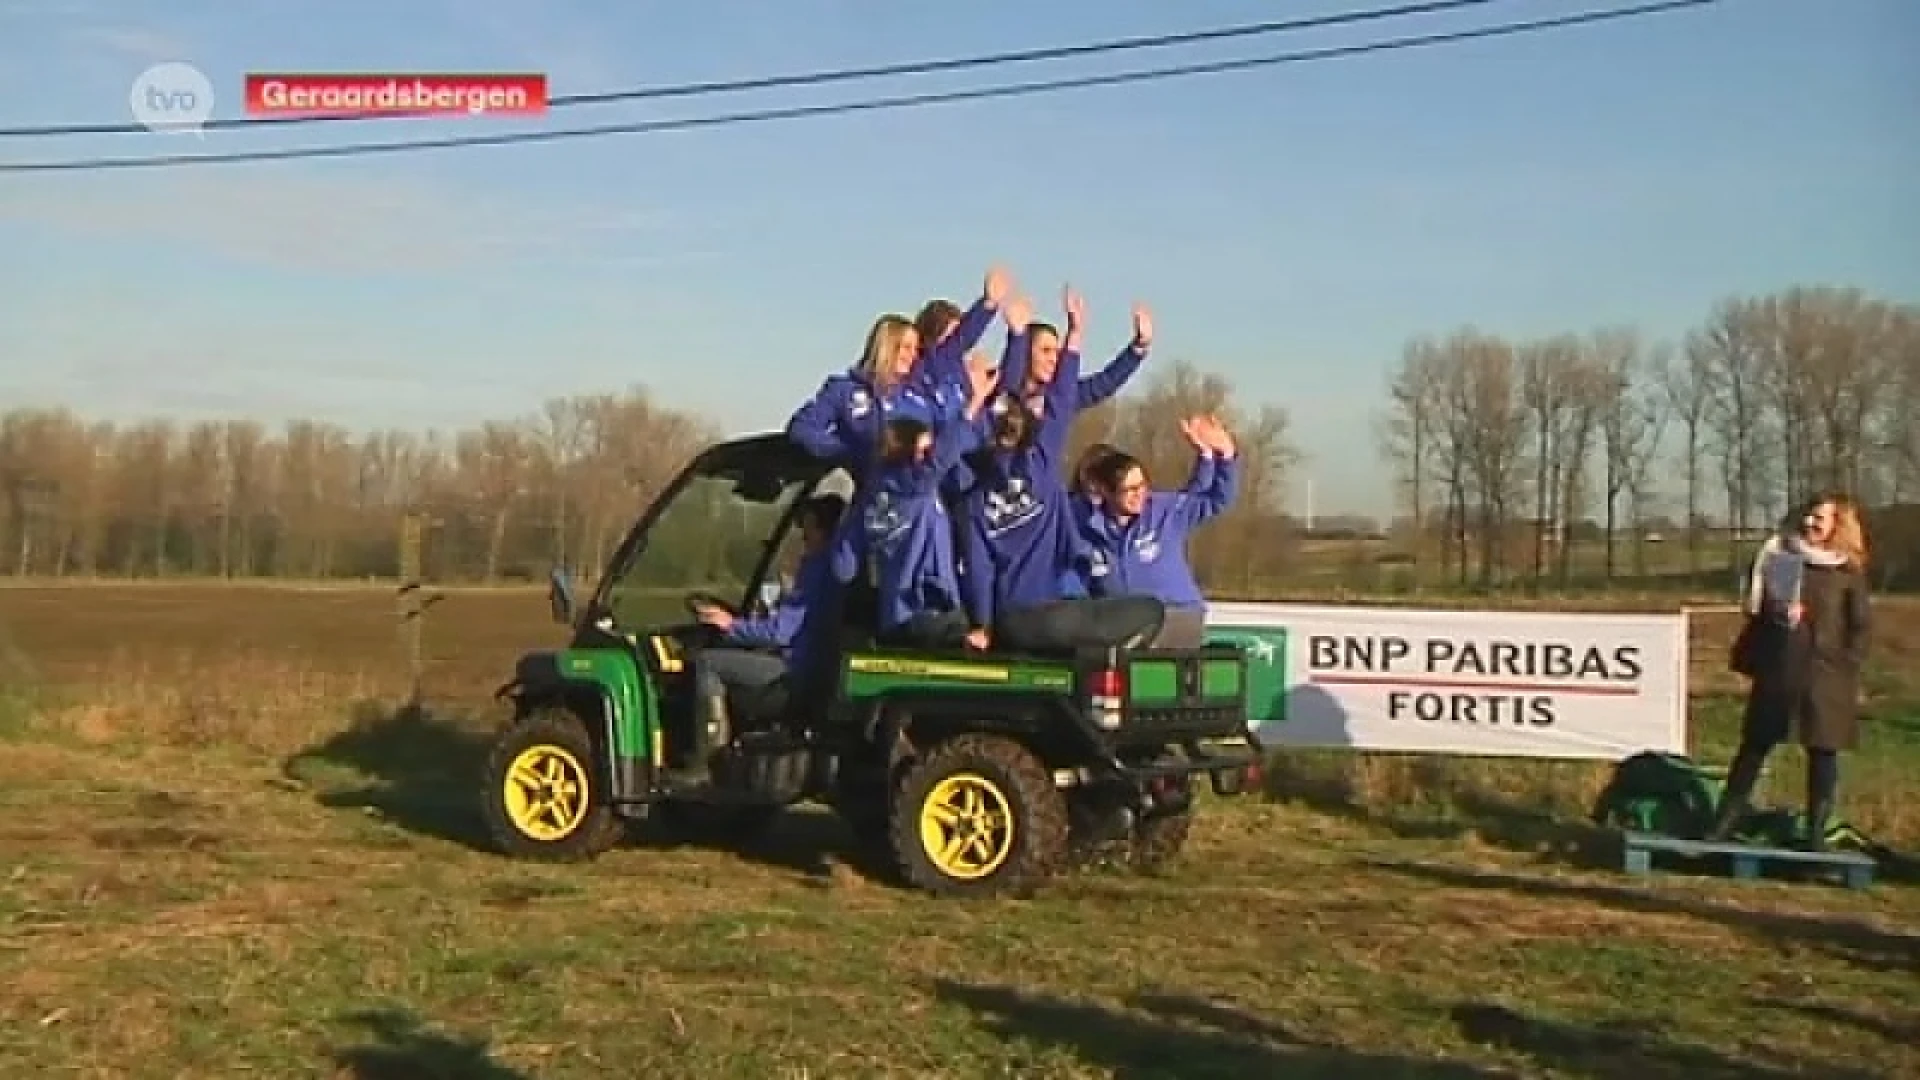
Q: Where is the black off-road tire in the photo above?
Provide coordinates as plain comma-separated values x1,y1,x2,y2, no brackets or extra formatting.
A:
480,707,625,861
888,734,1069,899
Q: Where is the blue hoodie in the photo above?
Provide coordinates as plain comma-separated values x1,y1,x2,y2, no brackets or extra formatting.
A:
1055,342,1147,414
785,371,940,488
1062,453,1216,597
958,335,1087,630
1080,451,1238,610
788,296,999,483
725,546,834,660
830,397,983,634
913,296,997,413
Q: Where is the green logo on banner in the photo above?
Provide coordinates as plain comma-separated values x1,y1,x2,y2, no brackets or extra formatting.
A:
1206,625,1288,728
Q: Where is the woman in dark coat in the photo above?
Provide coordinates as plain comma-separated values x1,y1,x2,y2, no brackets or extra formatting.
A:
1708,491,1873,848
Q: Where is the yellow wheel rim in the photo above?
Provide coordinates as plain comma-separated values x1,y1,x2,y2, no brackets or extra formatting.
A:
918,773,1016,880
502,744,591,842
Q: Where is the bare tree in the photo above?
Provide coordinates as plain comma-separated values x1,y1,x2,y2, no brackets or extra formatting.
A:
1517,335,1583,584
1593,328,1666,579
1698,298,1778,556
1442,329,1529,586
1379,337,1448,578
1660,335,1715,572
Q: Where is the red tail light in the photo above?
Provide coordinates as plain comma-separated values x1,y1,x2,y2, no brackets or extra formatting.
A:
1089,667,1125,699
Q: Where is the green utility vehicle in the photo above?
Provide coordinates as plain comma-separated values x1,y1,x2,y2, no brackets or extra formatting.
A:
480,433,1262,897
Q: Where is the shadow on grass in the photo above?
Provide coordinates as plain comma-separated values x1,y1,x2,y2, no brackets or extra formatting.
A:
934,980,1501,1079
1749,998,1920,1046
625,803,875,883
1451,1001,1885,1080
283,701,497,853
284,703,902,885
330,1007,531,1080
1260,755,1619,869
1371,859,1920,976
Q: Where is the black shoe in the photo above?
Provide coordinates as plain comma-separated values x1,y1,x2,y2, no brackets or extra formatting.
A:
1799,802,1832,852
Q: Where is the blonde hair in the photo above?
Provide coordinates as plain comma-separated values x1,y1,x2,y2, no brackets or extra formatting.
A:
856,314,918,392
1820,491,1870,572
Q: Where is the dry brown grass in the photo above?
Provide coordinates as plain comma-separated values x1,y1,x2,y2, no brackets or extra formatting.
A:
0,581,1916,1078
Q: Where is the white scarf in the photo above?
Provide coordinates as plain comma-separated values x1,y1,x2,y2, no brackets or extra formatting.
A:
1788,533,1849,567
1741,532,1848,615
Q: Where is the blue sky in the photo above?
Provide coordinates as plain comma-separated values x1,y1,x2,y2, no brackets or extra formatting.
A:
0,0,1914,519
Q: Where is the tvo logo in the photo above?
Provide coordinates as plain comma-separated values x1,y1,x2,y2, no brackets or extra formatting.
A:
129,62,215,135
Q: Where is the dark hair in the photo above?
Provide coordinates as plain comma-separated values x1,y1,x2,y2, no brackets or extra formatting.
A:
988,392,1037,452
1028,321,1060,343
914,299,963,348
1073,442,1122,495
798,493,846,533
1090,450,1145,496
880,415,929,465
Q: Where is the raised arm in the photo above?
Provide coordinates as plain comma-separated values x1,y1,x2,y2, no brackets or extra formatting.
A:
1075,306,1152,409
1173,415,1218,495
1075,347,1143,410
919,267,1010,397
1169,416,1240,529
1181,452,1217,496
993,294,1035,401
1035,291,1085,462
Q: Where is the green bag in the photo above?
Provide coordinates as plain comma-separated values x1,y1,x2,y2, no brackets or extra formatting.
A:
1589,750,1725,839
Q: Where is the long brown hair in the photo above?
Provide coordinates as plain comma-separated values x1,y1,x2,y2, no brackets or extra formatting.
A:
913,299,962,350
1812,489,1871,571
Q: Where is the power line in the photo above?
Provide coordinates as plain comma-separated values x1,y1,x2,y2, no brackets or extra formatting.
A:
0,0,1512,138
0,1,1725,174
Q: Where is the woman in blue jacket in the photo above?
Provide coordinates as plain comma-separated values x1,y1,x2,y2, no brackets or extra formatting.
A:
954,292,1164,653
683,493,845,774
1007,293,1153,422
1080,415,1239,648
912,266,1010,409
830,361,998,650
786,269,1008,483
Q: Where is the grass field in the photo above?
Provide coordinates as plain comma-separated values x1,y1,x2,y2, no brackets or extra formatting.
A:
1,582,1917,1079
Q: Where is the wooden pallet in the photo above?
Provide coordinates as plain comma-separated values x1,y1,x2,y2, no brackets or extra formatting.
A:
1620,830,1877,890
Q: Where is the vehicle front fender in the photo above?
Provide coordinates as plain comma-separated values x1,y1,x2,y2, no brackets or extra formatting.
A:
496,649,654,802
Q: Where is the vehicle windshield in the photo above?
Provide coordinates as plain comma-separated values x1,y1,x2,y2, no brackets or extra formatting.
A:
597,467,808,632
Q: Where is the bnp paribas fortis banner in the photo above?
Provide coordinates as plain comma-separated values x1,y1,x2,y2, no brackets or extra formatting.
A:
1204,601,1689,761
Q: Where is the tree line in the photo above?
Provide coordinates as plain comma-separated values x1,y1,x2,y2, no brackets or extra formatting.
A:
6,283,1913,594
0,358,1298,591
1378,285,1920,590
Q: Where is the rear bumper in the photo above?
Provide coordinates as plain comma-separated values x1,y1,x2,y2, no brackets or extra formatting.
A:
1107,729,1266,795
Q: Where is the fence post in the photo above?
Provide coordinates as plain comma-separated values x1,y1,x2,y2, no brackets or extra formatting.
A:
394,514,444,711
